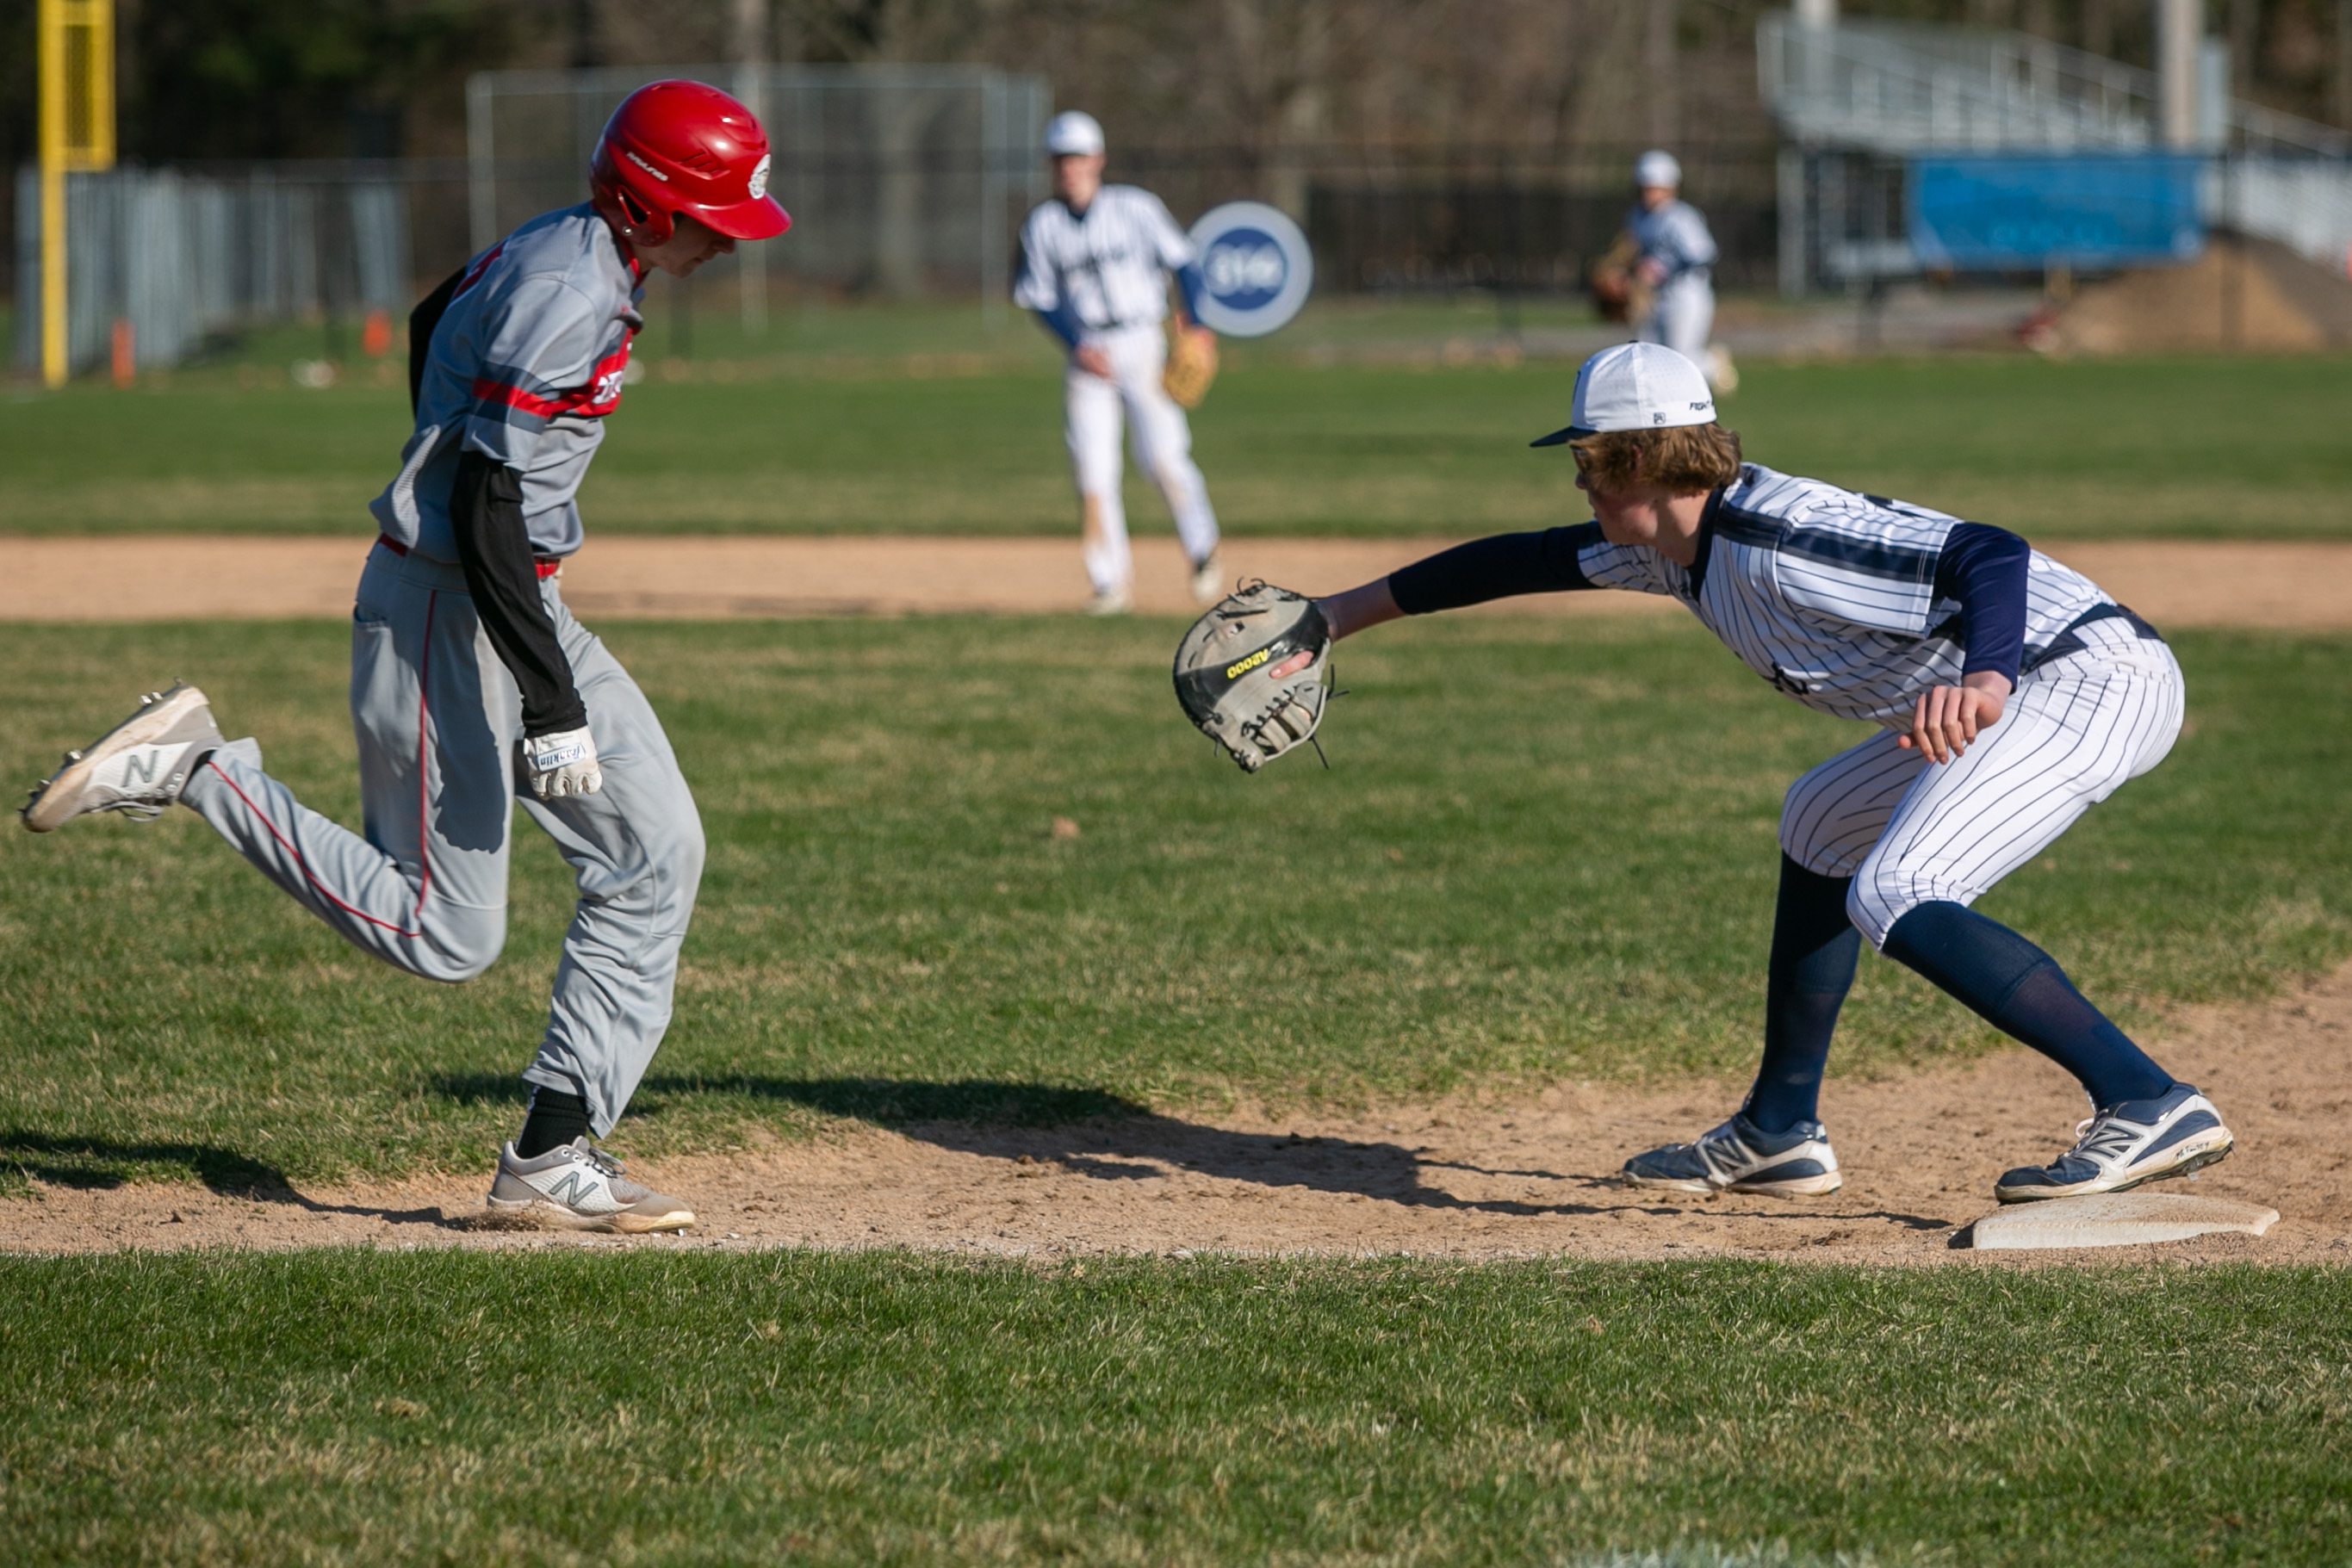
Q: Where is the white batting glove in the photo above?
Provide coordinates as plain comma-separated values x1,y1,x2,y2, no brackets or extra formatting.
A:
523,726,602,799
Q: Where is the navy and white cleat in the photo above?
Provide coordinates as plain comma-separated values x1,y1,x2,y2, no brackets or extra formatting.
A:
1622,1112,1842,1197
1994,1083,2233,1204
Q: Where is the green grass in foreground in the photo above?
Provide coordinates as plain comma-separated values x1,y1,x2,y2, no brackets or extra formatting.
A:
4,345,2349,539
3,1250,2349,1565
1,616,2345,1189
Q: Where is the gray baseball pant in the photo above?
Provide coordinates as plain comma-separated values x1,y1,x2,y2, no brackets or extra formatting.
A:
177,542,704,1136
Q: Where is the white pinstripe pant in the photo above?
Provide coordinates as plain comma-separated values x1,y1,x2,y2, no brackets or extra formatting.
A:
1780,627,2186,950
1064,324,1220,593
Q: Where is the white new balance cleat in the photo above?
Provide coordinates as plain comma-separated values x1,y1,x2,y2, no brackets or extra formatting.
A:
22,684,224,832
1086,584,1134,617
1993,1084,2233,1204
487,1137,697,1233
1622,1112,1843,1197
1188,551,1225,606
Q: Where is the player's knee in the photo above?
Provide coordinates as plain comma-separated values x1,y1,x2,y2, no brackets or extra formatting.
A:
661,809,706,891
419,908,506,983
633,803,705,897
1848,862,1953,951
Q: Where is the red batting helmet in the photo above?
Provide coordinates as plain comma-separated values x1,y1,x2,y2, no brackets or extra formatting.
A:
590,80,791,248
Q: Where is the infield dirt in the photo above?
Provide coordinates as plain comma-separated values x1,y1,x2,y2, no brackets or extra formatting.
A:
8,958,2345,1266
3,536,2349,628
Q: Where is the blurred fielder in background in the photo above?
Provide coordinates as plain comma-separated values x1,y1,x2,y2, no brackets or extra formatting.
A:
1627,149,1735,394
1015,110,1225,615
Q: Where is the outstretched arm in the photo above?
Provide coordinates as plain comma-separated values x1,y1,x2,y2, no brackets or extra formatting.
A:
1321,526,1601,642
1319,578,1406,642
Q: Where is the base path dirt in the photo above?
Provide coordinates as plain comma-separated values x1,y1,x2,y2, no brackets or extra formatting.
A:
9,961,2349,1266
1,536,2349,629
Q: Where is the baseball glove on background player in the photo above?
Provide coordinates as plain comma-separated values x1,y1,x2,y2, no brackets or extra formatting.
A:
1172,581,1333,773
1587,232,1652,325
1162,325,1219,409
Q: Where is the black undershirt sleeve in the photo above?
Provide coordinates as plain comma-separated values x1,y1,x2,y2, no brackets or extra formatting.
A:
1928,521,2031,685
1387,524,1603,615
407,265,467,417
448,451,586,738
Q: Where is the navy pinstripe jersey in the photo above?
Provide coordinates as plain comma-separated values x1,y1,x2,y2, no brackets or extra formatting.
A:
371,205,643,561
1580,464,2112,726
1013,186,1195,332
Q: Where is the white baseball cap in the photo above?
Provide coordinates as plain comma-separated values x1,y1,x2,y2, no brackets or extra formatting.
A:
1045,111,1105,158
1531,343,1716,446
1635,149,1682,189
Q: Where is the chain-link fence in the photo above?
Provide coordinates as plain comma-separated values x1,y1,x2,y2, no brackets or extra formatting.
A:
12,162,437,378
469,64,1052,326
9,61,1787,380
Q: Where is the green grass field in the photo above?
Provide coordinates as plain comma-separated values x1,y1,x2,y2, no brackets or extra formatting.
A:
3,615,2346,1190
4,1249,2350,1565
9,314,2350,1563
5,307,2349,539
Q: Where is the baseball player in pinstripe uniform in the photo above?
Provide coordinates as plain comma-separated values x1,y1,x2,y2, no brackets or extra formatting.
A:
1627,151,1734,393
1306,344,2232,1203
20,83,791,1232
1015,110,1225,615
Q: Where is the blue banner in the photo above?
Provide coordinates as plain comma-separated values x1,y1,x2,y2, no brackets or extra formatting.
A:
1908,155,2205,270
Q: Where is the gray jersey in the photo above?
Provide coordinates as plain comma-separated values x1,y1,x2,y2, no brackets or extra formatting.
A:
1578,464,2111,727
370,205,642,561
1627,197,1716,288
1013,185,1195,332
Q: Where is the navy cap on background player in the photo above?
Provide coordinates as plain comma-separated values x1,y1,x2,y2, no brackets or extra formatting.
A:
1045,111,1106,157
1531,342,1716,447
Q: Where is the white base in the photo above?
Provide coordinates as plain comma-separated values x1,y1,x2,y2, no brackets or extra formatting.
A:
1970,1192,2278,1250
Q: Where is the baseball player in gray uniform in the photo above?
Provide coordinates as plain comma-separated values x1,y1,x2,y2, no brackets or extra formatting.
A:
1015,109,1224,615
1304,343,2232,1203
21,81,790,1233
1628,150,1734,392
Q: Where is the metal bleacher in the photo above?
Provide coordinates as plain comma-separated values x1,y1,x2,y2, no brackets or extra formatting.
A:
1757,13,2352,289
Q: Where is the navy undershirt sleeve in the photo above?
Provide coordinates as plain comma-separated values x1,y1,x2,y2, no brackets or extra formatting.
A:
1174,262,1207,325
1930,521,2030,685
1387,524,1603,615
1032,301,1085,350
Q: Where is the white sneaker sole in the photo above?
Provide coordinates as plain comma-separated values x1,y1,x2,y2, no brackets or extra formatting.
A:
23,685,213,832
1994,1131,2234,1205
485,1193,698,1234
1623,1169,1844,1198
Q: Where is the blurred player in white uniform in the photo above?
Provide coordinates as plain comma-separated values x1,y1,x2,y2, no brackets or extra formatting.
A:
1628,150,1735,393
1015,111,1223,615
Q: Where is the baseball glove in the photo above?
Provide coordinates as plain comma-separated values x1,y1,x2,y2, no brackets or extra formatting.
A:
1162,326,1219,409
1588,232,1652,325
1172,581,1333,773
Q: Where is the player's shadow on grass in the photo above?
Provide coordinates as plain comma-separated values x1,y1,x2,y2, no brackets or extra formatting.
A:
0,1131,469,1230
0,1131,288,1196
434,1072,1145,1127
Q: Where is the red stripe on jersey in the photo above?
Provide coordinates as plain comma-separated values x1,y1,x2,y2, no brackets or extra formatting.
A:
470,330,636,421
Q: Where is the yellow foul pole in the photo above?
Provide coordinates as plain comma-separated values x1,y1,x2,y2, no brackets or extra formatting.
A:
37,0,115,389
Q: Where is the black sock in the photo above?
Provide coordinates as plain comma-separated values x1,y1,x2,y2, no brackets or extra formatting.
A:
1881,901,2173,1110
1743,855,1862,1135
515,1087,592,1159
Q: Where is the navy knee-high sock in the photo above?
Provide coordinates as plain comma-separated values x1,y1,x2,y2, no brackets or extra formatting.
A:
1742,855,1863,1135
1880,901,2173,1110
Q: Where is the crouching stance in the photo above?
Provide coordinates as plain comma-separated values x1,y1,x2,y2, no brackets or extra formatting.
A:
1308,343,2231,1204
22,82,791,1231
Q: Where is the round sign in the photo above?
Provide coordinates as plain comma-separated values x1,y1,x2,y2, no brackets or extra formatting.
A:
1187,201,1313,338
